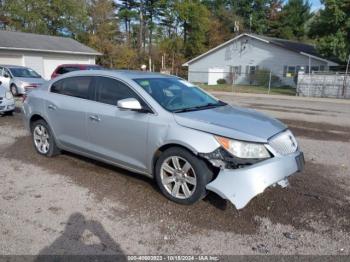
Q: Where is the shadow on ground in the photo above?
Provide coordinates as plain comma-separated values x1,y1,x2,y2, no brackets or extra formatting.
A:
35,212,126,261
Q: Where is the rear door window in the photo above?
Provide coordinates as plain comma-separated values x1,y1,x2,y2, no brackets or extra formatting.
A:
51,76,93,100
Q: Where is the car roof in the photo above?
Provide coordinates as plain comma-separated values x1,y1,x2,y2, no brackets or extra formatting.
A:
0,64,28,69
57,64,102,68
58,69,176,79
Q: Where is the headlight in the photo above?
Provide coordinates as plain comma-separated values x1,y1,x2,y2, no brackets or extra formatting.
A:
5,91,13,100
215,135,270,159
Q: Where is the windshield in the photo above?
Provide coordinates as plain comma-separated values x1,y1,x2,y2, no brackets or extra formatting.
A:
134,78,225,112
9,68,41,78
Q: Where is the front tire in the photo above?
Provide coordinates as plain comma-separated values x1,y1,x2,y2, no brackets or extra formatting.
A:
31,119,60,157
155,147,213,205
5,110,14,116
10,84,18,96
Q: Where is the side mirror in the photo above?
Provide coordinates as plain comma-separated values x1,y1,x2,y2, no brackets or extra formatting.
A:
4,73,9,78
117,98,142,111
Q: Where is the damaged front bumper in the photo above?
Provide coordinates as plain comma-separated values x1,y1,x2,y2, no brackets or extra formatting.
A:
0,98,15,113
206,151,304,209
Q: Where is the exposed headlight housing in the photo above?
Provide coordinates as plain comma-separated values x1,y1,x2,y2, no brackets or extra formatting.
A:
215,135,270,159
5,91,13,100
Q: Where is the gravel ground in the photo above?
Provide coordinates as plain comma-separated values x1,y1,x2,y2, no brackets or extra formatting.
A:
0,94,349,256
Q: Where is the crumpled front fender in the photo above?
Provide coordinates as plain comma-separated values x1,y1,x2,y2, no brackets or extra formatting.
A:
206,151,304,209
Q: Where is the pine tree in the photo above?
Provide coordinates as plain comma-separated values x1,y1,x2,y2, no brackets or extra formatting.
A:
309,0,350,62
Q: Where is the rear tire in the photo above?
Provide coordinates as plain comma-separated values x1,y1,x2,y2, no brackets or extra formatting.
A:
155,147,213,205
31,119,60,157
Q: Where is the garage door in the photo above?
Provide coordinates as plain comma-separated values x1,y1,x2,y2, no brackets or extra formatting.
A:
0,55,23,66
24,56,44,77
43,57,93,80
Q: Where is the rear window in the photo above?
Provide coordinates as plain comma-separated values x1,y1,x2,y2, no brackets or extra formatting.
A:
56,67,80,75
51,76,92,99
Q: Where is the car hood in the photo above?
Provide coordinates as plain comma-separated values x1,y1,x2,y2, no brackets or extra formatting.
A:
173,105,287,143
14,77,45,84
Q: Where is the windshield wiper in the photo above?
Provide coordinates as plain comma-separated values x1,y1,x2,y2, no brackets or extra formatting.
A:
173,101,226,113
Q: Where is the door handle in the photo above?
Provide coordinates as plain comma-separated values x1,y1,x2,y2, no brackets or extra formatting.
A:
48,104,57,110
89,115,101,122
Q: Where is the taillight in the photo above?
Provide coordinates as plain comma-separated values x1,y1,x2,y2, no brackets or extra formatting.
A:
25,83,39,88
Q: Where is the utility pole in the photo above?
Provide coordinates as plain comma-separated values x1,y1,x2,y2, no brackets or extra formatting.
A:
308,56,311,97
268,70,272,95
249,15,252,33
342,55,350,97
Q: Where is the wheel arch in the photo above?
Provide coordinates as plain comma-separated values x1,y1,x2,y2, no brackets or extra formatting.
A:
151,143,198,176
29,114,48,132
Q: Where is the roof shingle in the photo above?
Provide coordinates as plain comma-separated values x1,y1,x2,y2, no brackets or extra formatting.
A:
0,30,100,55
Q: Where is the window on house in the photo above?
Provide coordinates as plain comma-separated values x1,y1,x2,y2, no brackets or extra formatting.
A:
311,66,320,72
288,66,296,76
283,65,300,77
231,66,241,75
246,65,258,75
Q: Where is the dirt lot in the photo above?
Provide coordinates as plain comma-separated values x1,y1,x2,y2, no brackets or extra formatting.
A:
0,94,349,256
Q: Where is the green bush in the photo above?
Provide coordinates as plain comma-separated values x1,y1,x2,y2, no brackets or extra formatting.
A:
248,68,280,86
217,78,227,84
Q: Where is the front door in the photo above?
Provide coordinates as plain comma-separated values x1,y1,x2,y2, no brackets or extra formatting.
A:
86,76,150,172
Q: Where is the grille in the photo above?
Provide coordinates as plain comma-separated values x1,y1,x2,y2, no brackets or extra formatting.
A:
269,130,298,155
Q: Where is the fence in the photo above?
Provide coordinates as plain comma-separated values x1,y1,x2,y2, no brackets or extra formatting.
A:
297,72,350,99
188,70,297,95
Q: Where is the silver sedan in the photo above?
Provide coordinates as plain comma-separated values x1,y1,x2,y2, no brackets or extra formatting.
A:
22,70,304,209
0,82,15,115
0,65,45,96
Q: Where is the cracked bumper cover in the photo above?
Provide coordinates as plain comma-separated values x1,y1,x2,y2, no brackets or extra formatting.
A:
206,151,304,209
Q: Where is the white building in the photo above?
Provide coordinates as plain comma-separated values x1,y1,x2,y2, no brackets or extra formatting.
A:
183,33,339,86
0,30,101,80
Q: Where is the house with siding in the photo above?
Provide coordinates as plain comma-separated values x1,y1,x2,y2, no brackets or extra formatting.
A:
183,33,338,86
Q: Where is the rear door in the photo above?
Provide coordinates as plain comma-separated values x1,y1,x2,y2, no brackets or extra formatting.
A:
86,76,150,172
45,76,94,152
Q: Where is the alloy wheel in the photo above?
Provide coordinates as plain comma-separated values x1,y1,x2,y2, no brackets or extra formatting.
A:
33,125,50,154
160,156,197,199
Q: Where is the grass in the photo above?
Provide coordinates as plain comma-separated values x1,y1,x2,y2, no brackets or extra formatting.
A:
198,84,296,96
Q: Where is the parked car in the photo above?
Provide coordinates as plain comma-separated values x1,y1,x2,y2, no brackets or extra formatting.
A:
22,70,304,209
51,64,103,79
0,81,15,115
0,65,45,96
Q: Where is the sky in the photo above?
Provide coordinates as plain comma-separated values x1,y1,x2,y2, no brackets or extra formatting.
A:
309,0,323,11
284,0,323,12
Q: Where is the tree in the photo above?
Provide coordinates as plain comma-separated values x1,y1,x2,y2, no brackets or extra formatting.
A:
118,0,139,45
2,0,88,37
265,0,283,37
277,0,311,40
176,0,210,58
231,0,270,34
309,0,350,62
87,0,121,67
